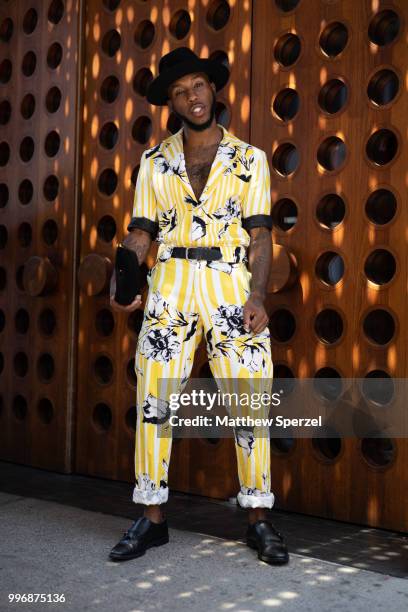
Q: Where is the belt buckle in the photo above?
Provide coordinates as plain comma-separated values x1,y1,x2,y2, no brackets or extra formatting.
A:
185,247,194,260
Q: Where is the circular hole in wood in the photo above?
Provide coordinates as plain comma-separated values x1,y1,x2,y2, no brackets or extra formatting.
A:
0,17,13,42
97,215,116,242
97,168,117,196
368,9,400,46
134,20,155,49
128,310,144,335
44,130,60,157
272,198,297,231
125,405,137,432
206,0,230,31
367,69,399,107
269,308,296,342
0,59,12,83
23,8,38,35
271,437,295,454
42,219,58,245
100,75,120,103
48,0,65,25
102,29,121,56
93,355,113,384
16,265,25,290
363,309,395,345
215,101,231,128
209,49,230,71
22,51,36,76
312,430,342,460
318,78,348,114
37,398,53,424
95,308,115,336
47,42,63,69
314,367,342,401
46,86,62,113
272,364,295,396
19,180,33,205
361,437,395,467
315,251,344,285
0,100,11,124
37,353,55,381
17,222,32,246
274,33,301,66
126,357,137,386
0,309,5,333
315,309,343,344
103,0,121,10
92,402,112,431
13,395,27,420
130,164,140,186
319,22,348,58
364,249,396,285
133,67,153,96
0,267,6,290
272,88,299,122
0,224,7,248
15,308,30,334
38,308,56,336
317,136,346,171
0,141,10,166
99,122,119,150
14,351,28,377
365,189,396,225
366,129,398,166
169,9,191,40
132,116,152,144
43,175,59,201
316,193,345,229
20,136,35,162
0,183,9,207
362,371,394,406
167,112,182,135
272,143,299,176
275,0,300,10
21,93,35,119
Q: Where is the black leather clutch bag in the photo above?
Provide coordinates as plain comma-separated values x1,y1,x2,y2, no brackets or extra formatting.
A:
114,244,147,306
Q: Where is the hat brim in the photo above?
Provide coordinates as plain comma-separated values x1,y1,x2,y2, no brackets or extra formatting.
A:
146,58,230,106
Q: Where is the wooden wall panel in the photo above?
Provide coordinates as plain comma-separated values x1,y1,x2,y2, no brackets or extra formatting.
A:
251,0,407,531
75,0,251,493
0,0,83,472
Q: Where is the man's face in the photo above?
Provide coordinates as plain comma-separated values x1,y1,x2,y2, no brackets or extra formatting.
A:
167,72,217,132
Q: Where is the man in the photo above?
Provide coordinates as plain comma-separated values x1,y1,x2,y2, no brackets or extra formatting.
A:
109,47,289,565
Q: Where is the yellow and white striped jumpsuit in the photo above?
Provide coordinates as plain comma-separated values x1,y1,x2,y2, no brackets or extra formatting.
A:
128,124,275,508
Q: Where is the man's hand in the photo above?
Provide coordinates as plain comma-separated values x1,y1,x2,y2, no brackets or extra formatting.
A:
109,268,143,312
243,291,269,334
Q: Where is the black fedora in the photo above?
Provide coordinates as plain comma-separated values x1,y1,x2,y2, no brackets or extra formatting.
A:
146,47,229,106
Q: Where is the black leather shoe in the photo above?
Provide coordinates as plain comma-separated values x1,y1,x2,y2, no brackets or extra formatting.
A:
246,520,289,565
109,517,169,561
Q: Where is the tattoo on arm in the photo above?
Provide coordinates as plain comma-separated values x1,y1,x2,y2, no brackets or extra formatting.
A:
122,229,152,265
247,227,271,299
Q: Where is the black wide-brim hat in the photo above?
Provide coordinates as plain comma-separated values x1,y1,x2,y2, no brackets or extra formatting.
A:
146,46,229,106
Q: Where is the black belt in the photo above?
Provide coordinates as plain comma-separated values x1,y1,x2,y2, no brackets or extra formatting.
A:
171,247,222,261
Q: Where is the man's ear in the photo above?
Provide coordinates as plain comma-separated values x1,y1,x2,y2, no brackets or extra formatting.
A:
167,98,173,112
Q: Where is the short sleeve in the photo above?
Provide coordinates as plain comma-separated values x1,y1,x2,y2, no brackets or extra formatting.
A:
242,149,273,231
127,150,159,239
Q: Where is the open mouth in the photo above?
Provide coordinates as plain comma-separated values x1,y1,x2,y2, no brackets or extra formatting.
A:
190,104,205,117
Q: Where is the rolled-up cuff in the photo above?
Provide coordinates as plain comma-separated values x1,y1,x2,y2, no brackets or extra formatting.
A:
127,216,159,239
237,490,275,509
242,214,273,231
132,485,169,506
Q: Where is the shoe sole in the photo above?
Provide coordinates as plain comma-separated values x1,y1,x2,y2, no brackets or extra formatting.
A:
109,535,169,562
246,538,289,565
